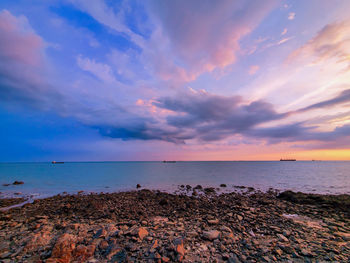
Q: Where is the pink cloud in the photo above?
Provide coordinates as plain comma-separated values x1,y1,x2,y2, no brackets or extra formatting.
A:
287,20,350,66
147,0,278,82
0,9,44,67
248,65,260,75
288,12,295,20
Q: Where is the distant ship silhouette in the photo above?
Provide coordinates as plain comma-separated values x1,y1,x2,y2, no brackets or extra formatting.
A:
280,158,296,161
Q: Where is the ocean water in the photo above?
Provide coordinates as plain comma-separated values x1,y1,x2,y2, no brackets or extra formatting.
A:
0,161,350,199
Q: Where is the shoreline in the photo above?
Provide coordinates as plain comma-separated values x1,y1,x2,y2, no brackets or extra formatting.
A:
0,188,349,262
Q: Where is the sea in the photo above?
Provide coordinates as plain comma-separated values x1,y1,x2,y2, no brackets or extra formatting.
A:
0,161,350,199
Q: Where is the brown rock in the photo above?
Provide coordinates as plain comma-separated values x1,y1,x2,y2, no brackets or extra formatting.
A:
173,238,185,261
131,227,148,240
73,244,95,262
23,230,53,253
208,219,219,225
202,230,220,240
48,233,76,263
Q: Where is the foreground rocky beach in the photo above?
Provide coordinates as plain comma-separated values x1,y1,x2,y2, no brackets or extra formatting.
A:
0,187,349,262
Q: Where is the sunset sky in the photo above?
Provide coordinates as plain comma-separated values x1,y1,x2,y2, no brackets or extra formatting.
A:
1,0,350,161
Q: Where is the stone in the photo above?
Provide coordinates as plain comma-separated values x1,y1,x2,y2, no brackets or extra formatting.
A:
136,184,141,189
131,227,148,240
274,248,283,256
110,249,127,262
13,181,24,185
220,184,227,187
105,244,123,260
208,219,219,225
47,233,76,263
23,229,53,253
277,233,289,242
173,237,185,261
73,244,95,261
202,230,220,240
93,228,107,239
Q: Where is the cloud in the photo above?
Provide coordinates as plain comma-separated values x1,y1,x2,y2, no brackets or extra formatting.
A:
288,20,350,67
249,65,260,75
0,9,58,109
250,122,350,147
288,12,295,20
0,10,44,66
146,0,278,80
297,89,350,112
281,28,287,36
77,55,116,83
68,0,144,47
151,90,286,141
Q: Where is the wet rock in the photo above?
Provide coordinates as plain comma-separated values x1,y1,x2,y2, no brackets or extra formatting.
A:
220,184,227,187
193,185,203,190
136,184,141,189
13,181,24,185
204,187,216,194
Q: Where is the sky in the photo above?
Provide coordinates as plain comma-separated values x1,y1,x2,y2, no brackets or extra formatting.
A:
1,0,350,161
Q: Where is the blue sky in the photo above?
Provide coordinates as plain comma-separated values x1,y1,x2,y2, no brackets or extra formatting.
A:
1,0,350,161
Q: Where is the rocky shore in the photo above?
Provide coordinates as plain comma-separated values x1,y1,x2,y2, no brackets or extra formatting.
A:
0,187,349,262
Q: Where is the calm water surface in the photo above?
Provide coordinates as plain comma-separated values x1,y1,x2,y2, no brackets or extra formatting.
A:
0,161,349,198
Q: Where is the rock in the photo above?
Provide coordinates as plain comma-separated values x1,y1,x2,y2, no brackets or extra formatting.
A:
2,184,10,187
237,215,243,221
186,185,192,190
23,229,53,253
204,187,216,194
173,237,185,261
159,199,168,206
202,230,220,240
131,227,148,240
187,231,198,237
110,249,127,262
194,185,203,190
47,233,76,263
220,184,227,187
162,256,170,262
207,219,219,225
136,184,141,189
13,181,24,185
99,240,109,250
105,244,123,260
93,228,107,239
334,231,350,241
73,244,95,261
274,248,283,256
277,233,289,242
